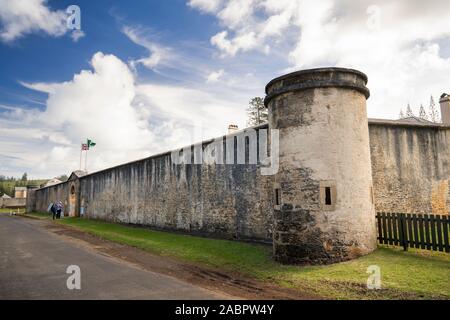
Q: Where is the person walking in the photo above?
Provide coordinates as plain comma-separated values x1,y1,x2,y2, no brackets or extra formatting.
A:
50,203,57,220
56,201,63,219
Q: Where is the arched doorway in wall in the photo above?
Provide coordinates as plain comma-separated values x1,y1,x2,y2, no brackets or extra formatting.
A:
69,184,76,217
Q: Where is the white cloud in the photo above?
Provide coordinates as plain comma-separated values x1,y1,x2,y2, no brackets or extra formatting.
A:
39,52,154,152
0,0,67,42
206,69,225,83
19,81,59,94
2,52,249,178
211,30,260,57
190,0,450,118
122,26,171,70
136,83,247,150
187,0,224,13
217,0,256,30
286,0,450,118
1,52,155,177
193,0,299,56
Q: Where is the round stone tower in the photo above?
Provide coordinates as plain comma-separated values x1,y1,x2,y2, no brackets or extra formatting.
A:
265,67,377,264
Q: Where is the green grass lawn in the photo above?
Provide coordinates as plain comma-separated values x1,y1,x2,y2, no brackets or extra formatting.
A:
0,208,25,213
28,212,449,300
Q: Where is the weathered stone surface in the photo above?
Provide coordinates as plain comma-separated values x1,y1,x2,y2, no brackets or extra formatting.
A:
33,128,274,242
29,67,449,265
0,197,26,208
267,68,378,264
25,185,39,212
34,172,83,217
369,123,450,214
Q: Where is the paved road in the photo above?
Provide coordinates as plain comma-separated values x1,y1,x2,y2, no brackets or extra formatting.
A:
0,213,231,299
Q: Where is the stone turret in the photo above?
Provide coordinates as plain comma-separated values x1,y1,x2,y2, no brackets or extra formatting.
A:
265,67,377,264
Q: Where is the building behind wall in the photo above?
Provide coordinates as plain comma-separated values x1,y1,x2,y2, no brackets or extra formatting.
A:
14,187,27,199
27,68,450,264
2,189,26,208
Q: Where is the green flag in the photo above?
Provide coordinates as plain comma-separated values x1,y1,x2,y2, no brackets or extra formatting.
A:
87,139,96,148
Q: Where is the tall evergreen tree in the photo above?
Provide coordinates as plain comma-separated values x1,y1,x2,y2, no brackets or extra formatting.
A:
399,109,404,119
246,97,268,126
405,103,414,117
428,95,440,123
419,104,428,120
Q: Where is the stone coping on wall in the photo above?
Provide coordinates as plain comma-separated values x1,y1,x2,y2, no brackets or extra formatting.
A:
35,122,270,191
36,117,449,194
368,118,450,129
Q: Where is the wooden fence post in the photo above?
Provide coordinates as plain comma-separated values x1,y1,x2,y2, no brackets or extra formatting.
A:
399,213,408,251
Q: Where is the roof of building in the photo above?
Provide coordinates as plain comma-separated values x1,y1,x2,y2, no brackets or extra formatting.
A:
44,178,62,187
1,194,11,199
14,187,27,191
71,170,87,178
36,170,88,191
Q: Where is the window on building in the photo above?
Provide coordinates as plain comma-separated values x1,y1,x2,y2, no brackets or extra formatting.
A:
320,181,336,210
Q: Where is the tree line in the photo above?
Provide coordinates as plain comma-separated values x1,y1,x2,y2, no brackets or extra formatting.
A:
0,173,68,197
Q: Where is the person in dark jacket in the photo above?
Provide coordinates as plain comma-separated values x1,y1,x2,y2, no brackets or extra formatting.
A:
50,203,57,220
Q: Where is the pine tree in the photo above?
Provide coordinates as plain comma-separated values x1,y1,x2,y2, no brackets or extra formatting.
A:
405,103,414,117
428,95,440,123
399,109,404,119
246,97,268,126
419,104,428,120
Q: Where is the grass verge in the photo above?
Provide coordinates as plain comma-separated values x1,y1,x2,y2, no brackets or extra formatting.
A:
27,212,449,300
0,208,25,214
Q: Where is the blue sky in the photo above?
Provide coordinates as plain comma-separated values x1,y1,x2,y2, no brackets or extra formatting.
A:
1,0,449,178
0,0,223,108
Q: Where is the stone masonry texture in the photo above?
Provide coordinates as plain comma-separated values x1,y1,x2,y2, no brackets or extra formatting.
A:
369,123,450,215
266,68,377,264
34,127,274,242
30,67,449,264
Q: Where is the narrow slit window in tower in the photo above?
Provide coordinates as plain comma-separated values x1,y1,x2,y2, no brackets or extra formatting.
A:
325,187,332,205
275,188,281,205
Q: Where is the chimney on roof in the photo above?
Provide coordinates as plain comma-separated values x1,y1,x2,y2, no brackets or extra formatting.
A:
440,93,450,125
227,124,239,134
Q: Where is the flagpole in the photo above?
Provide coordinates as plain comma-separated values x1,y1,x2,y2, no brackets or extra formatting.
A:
79,143,82,170
85,149,88,172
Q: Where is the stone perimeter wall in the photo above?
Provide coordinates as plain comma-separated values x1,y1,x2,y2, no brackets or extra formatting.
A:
0,198,26,208
369,123,450,215
34,182,70,214
28,66,449,265
34,126,274,242
31,121,450,243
